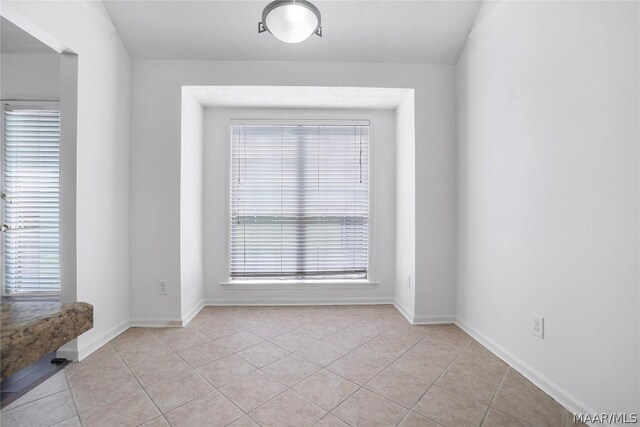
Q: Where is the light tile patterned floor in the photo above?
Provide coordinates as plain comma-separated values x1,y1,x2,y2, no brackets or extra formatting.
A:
1,305,583,427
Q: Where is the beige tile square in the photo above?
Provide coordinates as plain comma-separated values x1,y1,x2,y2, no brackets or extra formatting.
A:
197,354,256,387
391,349,448,384
351,337,407,365
249,389,326,426
189,316,242,338
411,335,465,365
429,325,471,347
140,416,171,427
314,414,350,426
326,353,385,385
293,369,359,411
262,354,321,386
228,415,260,426
51,416,81,427
397,411,442,427
80,389,160,427
65,350,127,387
491,368,564,426
129,352,191,386
331,388,407,426
154,327,211,351
296,322,344,339
237,341,288,368
177,340,231,367
296,340,349,367
483,408,530,427
323,326,377,351
5,370,68,410
454,342,508,381
219,370,287,412
110,328,159,353
1,390,76,427
164,390,244,426
245,321,294,339
270,330,318,352
71,369,142,413
145,369,213,413
376,328,425,350
119,339,174,367
414,385,487,426
365,368,429,408
435,364,502,405
215,331,264,352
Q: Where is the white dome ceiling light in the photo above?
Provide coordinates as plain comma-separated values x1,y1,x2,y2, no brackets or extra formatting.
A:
258,0,322,44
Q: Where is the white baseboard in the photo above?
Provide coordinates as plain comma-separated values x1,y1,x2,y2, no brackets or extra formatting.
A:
204,297,394,306
130,317,183,328
181,300,204,326
57,319,130,361
392,300,454,325
413,314,455,325
455,317,598,420
393,299,415,323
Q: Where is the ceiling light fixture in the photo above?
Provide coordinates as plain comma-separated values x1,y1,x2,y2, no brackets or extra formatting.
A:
258,0,322,44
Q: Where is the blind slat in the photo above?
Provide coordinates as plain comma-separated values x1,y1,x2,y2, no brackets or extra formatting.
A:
230,122,369,280
3,108,60,293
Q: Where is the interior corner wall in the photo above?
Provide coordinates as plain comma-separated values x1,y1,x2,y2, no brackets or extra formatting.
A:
130,61,457,320
179,92,205,322
1,1,132,359
456,0,639,414
415,68,457,323
394,94,416,319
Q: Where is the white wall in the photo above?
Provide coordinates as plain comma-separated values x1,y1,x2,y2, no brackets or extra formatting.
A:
457,0,639,415
203,108,395,304
1,1,131,359
0,53,60,99
130,60,457,323
179,92,205,322
394,94,416,319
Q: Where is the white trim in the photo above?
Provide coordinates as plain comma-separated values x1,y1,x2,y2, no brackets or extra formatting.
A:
57,319,130,361
467,0,510,40
220,280,379,290
393,299,415,324
205,297,393,306
392,301,454,325
130,318,183,328
413,314,455,325
455,317,599,422
181,300,205,326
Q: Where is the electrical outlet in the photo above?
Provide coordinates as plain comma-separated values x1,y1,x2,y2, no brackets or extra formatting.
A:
532,315,544,338
158,281,168,295
407,275,412,290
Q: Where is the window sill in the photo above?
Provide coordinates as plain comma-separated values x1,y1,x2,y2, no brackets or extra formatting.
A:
220,279,379,291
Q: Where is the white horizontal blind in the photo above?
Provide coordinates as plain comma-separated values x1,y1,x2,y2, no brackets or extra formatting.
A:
2,108,60,293
230,121,369,279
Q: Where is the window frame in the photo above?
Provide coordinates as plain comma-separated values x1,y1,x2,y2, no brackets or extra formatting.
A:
225,114,375,284
1,100,61,297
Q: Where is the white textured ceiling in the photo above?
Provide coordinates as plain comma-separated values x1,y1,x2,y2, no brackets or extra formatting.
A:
102,0,481,64
1,17,55,53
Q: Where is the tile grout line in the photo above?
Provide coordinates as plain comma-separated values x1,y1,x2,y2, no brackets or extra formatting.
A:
107,342,169,427
400,336,475,426
62,369,83,427
478,367,510,427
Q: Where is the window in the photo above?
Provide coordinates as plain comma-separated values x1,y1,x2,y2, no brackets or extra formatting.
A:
230,121,369,280
2,106,60,293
